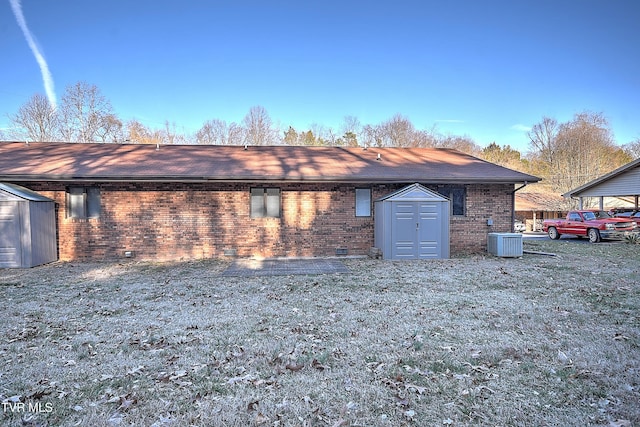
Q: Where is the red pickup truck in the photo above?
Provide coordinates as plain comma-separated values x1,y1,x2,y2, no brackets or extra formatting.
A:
543,210,638,243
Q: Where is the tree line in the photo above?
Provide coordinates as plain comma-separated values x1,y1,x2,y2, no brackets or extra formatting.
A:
3,81,639,195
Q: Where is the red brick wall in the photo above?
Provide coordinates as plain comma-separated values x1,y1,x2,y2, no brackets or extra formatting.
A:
18,181,514,261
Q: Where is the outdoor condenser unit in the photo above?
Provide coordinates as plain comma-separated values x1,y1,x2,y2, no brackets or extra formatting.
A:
487,233,523,257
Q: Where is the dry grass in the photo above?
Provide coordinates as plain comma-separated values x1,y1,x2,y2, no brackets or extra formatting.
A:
1,239,639,426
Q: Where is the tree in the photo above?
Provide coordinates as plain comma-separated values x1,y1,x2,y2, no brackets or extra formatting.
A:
527,116,558,166
527,112,632,193
623,138,640,159
383,114,417,147
435,135,482,156
8,93,59,141
126,120,162,144
480,142,523,169
361,124,385,147
197,119,244,145
95,113,123,143
242,106,277,145
58,82,119,142
283,126,299,145
338,131,358,147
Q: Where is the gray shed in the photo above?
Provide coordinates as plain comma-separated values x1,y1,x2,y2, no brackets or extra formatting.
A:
374,183,450,259
0,183,57,268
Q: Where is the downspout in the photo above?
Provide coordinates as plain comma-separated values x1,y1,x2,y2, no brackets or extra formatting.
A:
511,182,528,232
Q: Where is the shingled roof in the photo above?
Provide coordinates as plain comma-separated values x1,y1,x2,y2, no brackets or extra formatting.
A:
0,141,540,184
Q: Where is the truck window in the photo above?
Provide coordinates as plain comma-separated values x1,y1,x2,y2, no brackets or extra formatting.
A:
568,213,582,221
582,212,596,221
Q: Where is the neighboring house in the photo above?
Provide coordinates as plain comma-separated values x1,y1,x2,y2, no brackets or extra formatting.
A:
563,158,640,211
0,141,539,261
514,192,571,231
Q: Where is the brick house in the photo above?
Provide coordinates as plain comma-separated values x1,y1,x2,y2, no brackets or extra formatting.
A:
0,141,539,261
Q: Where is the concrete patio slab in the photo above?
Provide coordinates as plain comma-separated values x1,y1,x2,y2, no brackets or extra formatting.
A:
220,258,350,277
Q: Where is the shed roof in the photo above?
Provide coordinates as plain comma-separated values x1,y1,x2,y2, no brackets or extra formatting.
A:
0,182,54,202
0,141,540,184
376,183,449,202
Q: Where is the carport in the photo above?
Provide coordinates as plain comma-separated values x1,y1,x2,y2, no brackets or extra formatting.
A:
374,183,450,259
0,183,57,268
563,158,640,210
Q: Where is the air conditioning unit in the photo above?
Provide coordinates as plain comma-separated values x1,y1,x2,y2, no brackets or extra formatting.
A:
487,233,523,257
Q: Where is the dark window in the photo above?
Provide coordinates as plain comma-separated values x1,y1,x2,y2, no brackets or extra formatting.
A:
67,186,101,219
355,188,371,217
251,188,280,218
437,186,466,216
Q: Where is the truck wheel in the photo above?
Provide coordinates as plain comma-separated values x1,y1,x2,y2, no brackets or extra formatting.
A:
588,228,601,243
548,227,561,240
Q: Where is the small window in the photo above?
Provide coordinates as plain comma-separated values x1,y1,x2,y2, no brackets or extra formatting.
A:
67,186,101,219
437,186,466,216
251,188,280,218
355,188,371,217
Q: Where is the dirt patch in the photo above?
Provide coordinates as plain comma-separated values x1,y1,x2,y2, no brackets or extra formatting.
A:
1,240,639,426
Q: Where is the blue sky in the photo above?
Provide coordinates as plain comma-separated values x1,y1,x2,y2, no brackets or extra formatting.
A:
2,0,639,151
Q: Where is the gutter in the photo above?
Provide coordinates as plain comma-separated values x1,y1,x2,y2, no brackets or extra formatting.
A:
0,175,541,185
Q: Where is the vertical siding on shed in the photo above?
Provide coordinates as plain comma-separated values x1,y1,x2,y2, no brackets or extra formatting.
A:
27,201,58,266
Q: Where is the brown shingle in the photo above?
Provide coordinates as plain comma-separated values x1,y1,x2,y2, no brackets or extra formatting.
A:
0,142,540,184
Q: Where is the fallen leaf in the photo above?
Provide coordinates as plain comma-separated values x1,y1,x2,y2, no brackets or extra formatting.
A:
247,400,259,411
311,359,325,370
255,412,269,425
609,420,631,427
404,409,416,419
405,383,427,394
118,394,138,411
126,365,145,376
169,370,187,380
285,363,304,372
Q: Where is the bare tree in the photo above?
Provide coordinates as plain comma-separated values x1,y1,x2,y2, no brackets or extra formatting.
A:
435,135,482,156
623,138,640,159
528,112,632,193
383,114,418,147
197,119,244,145
59,82,118,142
361,124,385,147
527,116,559,166
95,113,123,142
242,106,277,145
9,93,59,141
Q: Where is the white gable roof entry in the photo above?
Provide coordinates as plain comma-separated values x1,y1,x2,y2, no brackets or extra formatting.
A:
376,183,449,202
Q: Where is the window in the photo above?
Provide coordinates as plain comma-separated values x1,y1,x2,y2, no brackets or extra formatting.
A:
251,188,280,218
568,212,582,221
355,188,371,217
67,186,101,219
437,186,466,216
